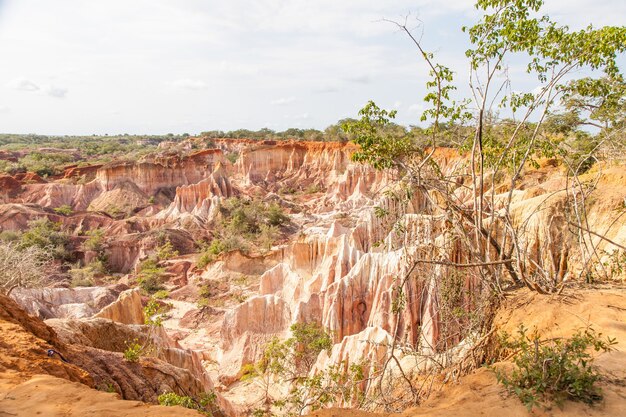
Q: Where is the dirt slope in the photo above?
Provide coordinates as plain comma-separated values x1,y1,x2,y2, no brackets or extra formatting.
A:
0,293,204,416
311,287,626,417
0,375,201,417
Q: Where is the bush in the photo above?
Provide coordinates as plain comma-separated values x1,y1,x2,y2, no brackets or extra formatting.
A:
225,152,239,164
155,239,178,261
143,298,166,327
158,392,196,408
136,259,165,293
495,325,617,410
17,152,74,177
19,218,72,261
123,339,143,362
53,205,73,216
158,391,219,416
266,202,288,227
245,322,366,415
197,251,214,269
82,228,106,252
0,230,20,243
152,289,169,300
197,235,248,268
69,258,109,287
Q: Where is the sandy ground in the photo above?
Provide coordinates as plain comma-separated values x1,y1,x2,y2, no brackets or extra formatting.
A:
311,287,626,417
0,375,203,417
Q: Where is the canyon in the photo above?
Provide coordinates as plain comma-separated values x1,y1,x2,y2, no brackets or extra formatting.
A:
0,138,625,416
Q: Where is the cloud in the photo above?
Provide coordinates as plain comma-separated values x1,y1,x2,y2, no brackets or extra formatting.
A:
7,77,40,91
6,78,68,98
270,97,296,105
44,85,68,98
172,78,208,90
344,75,371,84
315,86,339,94
407,103,424,113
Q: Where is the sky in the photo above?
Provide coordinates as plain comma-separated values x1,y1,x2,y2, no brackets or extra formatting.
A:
0,0,624,135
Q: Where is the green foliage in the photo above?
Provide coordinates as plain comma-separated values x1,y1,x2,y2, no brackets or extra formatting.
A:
243,322,355,415
143,298,166,327
253,322,332,378
158,391,219,416
18,218,71,261
152,289,170,299
158,392,196,408
225,152,239,164
561,72,626,132
495,326,617,410
155,239,179,261
82,228,106,252
0,230,20,243
343,101,414,170
196,198,289,268
305,183,324,194
136,258,165,293
266,203,289,227
69,259,108,287
197,235,248,268
53,205,73,216
16,152,74,177
0,134,188,167
196,251,214,269
97,382,117,393
599,250,626,280
123,339,143,362
257,224,279,252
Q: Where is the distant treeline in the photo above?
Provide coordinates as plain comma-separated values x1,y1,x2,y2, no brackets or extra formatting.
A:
0,133,191,176
0,110,616,178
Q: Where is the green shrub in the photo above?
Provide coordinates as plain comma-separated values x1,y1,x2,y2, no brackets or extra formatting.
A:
158,391,219,416
245,322,366,415
196,297,212,309
266,203,288,226
152,289,169,300
197,235,248,268
143,298,167,327
18,218,71,261
158,392,196,408
17,152,74,177
197,251,214,269
0,230,20,243
123,339,143,362
495,326,617,410
136,259,165,293
69,266,96,287
53,205,73,216
155,239,178,261
97,382,117,393
83,228,106,252
225,152,239,164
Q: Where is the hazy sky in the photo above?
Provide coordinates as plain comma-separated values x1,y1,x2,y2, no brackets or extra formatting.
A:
0,0,624,135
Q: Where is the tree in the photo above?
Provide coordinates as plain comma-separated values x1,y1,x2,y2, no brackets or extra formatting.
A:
341,0,626,407
0,241,52,295
243,322,341,416
349,0,626,294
